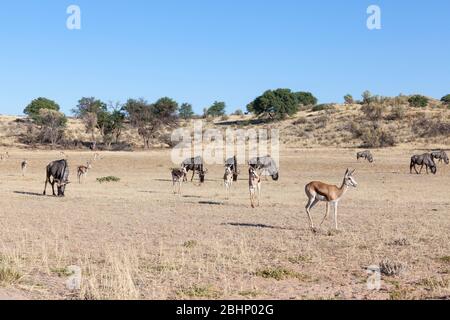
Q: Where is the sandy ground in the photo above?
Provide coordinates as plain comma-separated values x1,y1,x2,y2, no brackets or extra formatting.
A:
0,148,449,300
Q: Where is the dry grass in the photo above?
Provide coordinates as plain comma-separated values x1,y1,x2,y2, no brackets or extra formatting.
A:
0,147,449,300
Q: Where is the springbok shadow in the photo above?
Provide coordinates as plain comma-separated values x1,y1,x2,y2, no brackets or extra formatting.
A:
14,191,43,197
222,222,294,231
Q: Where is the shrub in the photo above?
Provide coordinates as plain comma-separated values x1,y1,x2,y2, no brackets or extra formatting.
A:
311,104,333,112
344,94,354,105
97,176,121,183
441,94,450,106
361,103,386,121
412,116,450,137
408,95,429,108
388,105,406,121
379,259,407,277
293,117,308,125
359,124,397,148
24,97,60,121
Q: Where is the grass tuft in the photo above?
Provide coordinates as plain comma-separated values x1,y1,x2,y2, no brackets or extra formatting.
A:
97,176,121,183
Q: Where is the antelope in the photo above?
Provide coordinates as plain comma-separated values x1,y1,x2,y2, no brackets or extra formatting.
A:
77,161,92,184
249,156,279,181
1,152,9,161
305,169,358,231
171,167,187,194
93,153,100,161
21,160,28,176
249,167,261,208
224,166,234,199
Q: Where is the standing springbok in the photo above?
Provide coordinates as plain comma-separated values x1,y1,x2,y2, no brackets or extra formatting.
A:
77,161,92,184
171,167,187,195
249,167,261,208
305,169,358,231
224,166,234,199
1,152,9,161
21,160,28,176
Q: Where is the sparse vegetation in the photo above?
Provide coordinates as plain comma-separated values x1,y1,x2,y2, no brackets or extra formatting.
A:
380,259,407,277
255,267,308,281
177,285,220,298
408,95,429,108
183,240,198,249
97,176,121,183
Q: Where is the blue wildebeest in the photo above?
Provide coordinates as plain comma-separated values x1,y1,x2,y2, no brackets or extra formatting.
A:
410,153,437,175
248,155,279,181
431,150,449,165
357,150,374,163
43,159,70,197
225,156,239,182
181,156,208,183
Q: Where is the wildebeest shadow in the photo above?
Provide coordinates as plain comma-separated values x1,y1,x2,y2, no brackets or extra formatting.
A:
154,179,173,182
199,201,224,206
14,191,43,197
222,222,294,231
183,195,202,199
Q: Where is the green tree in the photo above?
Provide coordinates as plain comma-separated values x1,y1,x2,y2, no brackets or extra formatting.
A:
362,91,373,105
344,94,354,105
36,109,67,148
179,103,195,120
24,98,60,121
72,97,107,117
207,101,226,117
294,92,317,106
441,94,450,105
408,95,429,108
73,97,108,148
247,89,298,120
123,97,179,149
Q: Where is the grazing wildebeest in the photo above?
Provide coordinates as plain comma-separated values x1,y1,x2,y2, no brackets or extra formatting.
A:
43,159,70,197
305,169,358,231
248,166,261,208
225,156,239,182
410,153,437,175
357,150,374,163
431,150,449,165
171,167,187,194
248,155,279,181
181,156,207,183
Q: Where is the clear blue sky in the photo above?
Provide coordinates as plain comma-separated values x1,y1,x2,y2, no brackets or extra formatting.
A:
0,0,449,115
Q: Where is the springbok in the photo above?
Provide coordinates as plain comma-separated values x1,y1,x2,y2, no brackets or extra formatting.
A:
249,167,261,208
224,166,234,199
93,153,100,161
21,160,28,176
1,152,9,161
305,169,358,231
171,167,187,194
77,161,92,184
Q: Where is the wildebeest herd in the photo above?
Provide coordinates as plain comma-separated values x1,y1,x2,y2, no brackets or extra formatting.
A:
1,148,448,231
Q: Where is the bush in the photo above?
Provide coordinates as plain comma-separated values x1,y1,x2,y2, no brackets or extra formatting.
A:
412,116,450,138
361,103,386,121
408,95,429,108
247,89,299,120
441,94,450,106
358,124,397,148
311,104,333,112
344,94,354,105
388,105,406,121
97,176,121,183
294,92,318,106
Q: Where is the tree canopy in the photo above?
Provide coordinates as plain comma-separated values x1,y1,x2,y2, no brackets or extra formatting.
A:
179,103,195,119
441,94,450,105
247,89,299,120
206,101,226,117
294,92,317,106
24,97,60,121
